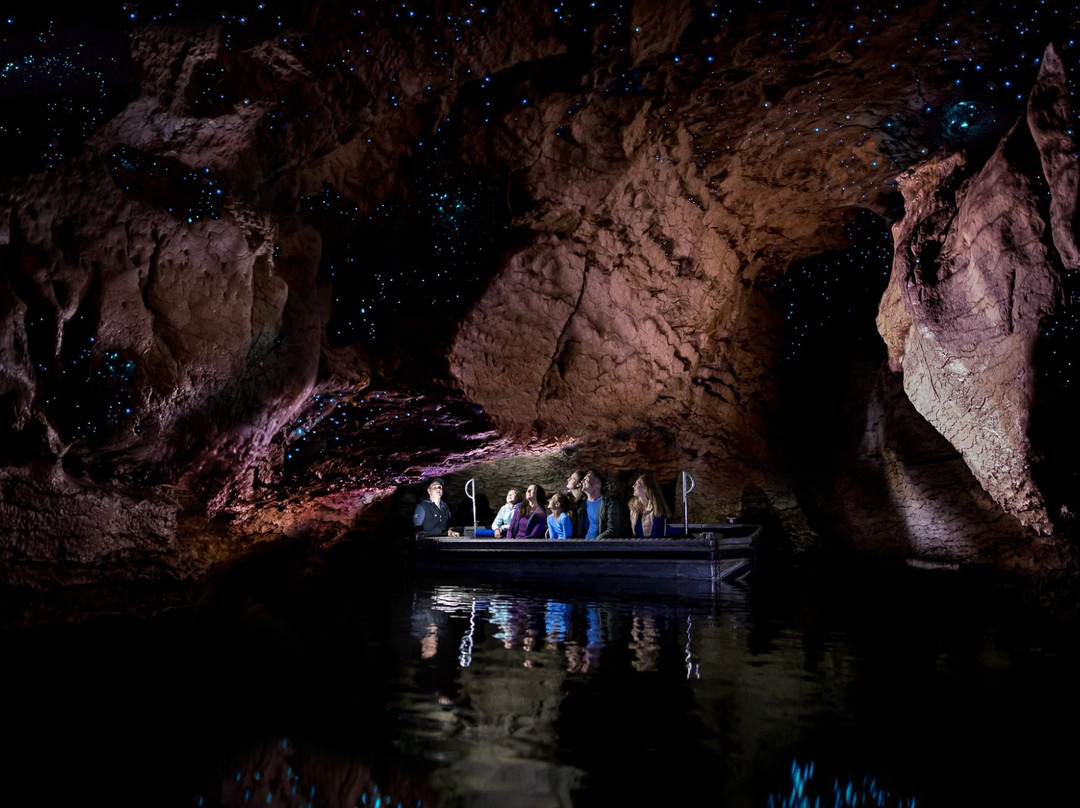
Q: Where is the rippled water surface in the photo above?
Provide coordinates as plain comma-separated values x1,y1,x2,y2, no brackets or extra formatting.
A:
5,546,1080,808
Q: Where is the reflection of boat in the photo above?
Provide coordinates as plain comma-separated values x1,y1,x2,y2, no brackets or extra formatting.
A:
409,523,761,589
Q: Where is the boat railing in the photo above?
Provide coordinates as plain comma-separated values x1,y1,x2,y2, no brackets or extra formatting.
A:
449,472,749,542
464,477,478,536
455,522,757,541
681,469,695,538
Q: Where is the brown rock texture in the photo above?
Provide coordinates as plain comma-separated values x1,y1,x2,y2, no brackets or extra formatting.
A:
1,1,1078,595
832,365,1049,570
877,46,1074,547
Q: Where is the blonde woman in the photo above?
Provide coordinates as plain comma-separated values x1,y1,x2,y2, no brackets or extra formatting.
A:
627,473,673,538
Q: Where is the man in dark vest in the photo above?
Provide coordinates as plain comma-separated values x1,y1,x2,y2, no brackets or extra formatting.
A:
412,478,460,537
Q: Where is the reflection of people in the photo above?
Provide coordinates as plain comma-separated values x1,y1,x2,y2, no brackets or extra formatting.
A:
492,488,522,538
488,598,518,649
573,470,624,538
630,615,659,672
628,473,673,537
420,622,439,659
545,599,571,642
508,483,547,538
546,492,573,539
412,478,460,537
585,605,604,670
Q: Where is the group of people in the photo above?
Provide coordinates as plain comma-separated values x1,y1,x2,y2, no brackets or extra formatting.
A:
413,469,674,539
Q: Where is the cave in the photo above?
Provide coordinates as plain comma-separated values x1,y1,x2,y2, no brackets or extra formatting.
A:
2,2,1080,804
4,0,1078,593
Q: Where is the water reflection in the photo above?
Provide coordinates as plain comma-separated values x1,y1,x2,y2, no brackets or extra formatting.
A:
398,584,757,806
416,585,717,676
390,574,1080,808
768,760,916,808
194,737,426,808
630,615,659,672
6,553,1080,808
684,614,701,680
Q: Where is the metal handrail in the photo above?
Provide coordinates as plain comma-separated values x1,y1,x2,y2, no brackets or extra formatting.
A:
681,470,695,537
464,477,478,535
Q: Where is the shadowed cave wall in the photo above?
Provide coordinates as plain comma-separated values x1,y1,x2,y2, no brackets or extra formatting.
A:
2,0,1079,600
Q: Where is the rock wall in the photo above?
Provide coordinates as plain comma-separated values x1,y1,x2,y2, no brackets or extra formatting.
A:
876,46,1076,567
1,2,1078,590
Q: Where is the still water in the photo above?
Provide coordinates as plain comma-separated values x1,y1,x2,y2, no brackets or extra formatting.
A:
4,543,1080,808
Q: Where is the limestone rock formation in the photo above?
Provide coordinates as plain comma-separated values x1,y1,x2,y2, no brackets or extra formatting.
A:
877,46,1074,550
0,2,1077,596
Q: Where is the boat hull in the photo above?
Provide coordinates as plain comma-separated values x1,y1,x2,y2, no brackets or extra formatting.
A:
409,524,760,592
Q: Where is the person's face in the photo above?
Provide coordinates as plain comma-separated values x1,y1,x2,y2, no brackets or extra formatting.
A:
567,471,581,491
582,473,601,497
526,484,537,502
428,483,443,499
633,478,647,500
506,489,519,505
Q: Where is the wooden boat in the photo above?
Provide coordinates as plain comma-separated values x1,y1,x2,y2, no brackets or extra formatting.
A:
408,522,761,590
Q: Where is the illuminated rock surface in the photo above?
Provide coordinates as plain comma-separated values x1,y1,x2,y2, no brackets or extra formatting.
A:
1,1,1078,597
874,46,1077,566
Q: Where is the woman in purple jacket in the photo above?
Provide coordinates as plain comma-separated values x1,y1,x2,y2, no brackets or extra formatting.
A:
507,483,548,538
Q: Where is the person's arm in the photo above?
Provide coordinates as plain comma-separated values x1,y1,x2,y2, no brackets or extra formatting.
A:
558,513,572,539
492,504,511,531
413,504,426,531
444,504,459,537
571,504,584,538
597,498,625,539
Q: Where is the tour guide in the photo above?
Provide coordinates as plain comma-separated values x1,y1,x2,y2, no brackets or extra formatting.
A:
413,478,460,537
573,470,624,538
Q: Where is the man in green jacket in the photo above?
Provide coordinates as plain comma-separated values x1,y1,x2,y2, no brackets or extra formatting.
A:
573,469,625,539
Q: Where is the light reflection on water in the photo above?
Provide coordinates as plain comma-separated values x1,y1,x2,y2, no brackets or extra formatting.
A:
392,582,851,807
5,555,1080,808
384,573,1080,808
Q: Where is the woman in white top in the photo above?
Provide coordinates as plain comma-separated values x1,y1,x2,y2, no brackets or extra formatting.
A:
492,488,522,538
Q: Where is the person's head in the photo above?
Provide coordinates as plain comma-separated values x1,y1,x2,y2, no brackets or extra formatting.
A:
426,478,446,500
630,473,672,518
549,491,567,515
518,483,545,517
525,483,547,506
566,470,585,492
582,470,604,500
506,488,522,506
